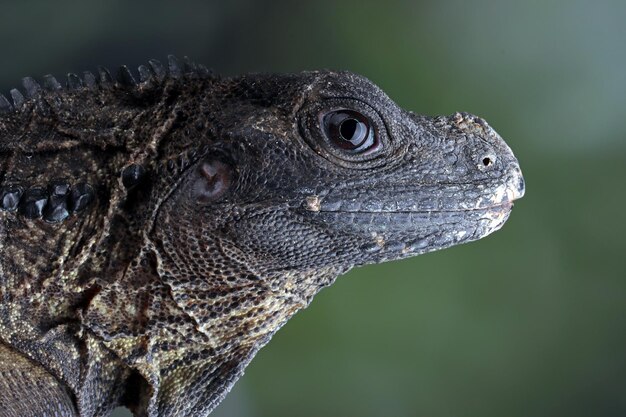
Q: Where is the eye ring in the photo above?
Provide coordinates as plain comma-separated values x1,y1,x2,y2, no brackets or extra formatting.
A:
298,97,389,167
322,109,379,154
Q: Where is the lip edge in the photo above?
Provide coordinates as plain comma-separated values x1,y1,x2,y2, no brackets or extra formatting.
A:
302,200,515,214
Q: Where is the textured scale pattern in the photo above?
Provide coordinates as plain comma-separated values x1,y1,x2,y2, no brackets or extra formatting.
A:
0,56,524,416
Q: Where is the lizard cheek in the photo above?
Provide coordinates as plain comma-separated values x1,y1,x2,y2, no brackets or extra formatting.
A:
192,159,233,203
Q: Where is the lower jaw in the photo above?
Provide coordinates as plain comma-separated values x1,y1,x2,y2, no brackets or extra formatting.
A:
304,204,514,256
310,203,513,231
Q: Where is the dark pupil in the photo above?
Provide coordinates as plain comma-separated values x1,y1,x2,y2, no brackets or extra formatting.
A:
325,110,374,152
339,119,359,141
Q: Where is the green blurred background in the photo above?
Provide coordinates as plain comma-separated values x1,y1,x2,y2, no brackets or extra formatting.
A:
1,0,624,416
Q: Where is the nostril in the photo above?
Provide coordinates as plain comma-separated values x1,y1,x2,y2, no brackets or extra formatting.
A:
477,153,496,171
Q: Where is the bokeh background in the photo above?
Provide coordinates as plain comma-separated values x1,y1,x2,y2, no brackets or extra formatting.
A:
1,1,624,416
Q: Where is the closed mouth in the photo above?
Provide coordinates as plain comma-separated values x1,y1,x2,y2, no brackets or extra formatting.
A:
296,197,517,256
303,196,514,214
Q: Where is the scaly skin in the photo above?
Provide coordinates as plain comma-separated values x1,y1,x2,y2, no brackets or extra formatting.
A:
0,57,524,416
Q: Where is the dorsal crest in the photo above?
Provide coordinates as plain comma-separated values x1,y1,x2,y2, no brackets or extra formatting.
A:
0,55,213,114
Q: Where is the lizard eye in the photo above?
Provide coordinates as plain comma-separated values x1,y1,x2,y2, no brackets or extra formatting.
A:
300,98,388,167
322,110,378,154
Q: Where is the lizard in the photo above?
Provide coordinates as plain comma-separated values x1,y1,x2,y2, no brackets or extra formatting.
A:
0,56,524,417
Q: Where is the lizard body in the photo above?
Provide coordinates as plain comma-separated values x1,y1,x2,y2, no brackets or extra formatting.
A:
0,57,524,416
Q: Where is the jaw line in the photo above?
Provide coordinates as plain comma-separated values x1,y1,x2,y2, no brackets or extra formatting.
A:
303,200,515,214
295,200,515,257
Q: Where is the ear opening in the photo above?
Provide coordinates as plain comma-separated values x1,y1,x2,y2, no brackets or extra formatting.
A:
191,159,234,203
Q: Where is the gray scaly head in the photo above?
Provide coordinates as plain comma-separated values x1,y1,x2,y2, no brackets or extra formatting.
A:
142,69,524,414
0,57,524,417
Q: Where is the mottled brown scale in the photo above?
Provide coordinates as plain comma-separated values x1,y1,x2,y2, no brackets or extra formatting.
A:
0,57,524,417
